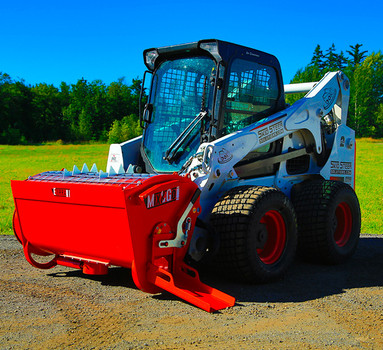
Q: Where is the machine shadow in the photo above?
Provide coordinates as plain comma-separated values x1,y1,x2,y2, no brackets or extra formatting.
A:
48,237,383,306
200,236,383,304
49,265,138,290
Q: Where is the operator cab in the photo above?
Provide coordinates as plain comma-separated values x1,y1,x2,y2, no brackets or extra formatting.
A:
140,39,286,174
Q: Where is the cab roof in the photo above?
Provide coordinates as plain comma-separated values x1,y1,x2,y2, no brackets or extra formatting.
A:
143,39,282,77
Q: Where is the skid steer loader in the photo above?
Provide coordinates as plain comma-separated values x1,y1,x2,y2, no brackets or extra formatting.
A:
11,39,361,312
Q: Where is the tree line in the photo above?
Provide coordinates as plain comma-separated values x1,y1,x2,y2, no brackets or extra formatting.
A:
286,43,383,137
0,75,144,144
1,43,382,145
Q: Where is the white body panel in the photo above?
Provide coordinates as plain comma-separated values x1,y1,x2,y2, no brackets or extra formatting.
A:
284,82,317,94
107,136,142,173
108,72,354,223
184,71,353,220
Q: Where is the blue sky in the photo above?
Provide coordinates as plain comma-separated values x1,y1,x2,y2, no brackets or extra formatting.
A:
1,0,382,87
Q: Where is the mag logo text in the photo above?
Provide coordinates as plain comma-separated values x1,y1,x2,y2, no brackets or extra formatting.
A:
145,186,180,209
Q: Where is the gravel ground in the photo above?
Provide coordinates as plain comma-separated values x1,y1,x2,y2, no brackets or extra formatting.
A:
0,234,382,349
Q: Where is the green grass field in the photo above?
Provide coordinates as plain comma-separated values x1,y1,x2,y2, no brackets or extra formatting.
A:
0,140,382,235
0,144,109,235
355,139,383,234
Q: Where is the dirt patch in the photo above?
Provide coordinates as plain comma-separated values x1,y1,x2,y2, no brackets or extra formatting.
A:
1,234,383,349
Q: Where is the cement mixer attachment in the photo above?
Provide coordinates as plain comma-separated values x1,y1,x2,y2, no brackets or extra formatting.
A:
11,167,235,312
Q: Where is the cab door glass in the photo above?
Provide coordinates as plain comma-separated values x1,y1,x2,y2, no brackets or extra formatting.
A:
222,59,279,135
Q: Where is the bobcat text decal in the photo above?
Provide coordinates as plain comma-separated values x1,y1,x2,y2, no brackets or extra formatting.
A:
145,186,180,209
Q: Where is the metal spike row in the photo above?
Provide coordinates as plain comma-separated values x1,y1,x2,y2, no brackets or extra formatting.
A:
72,165,81,175
63,163,124,179
62,168,72,178
81,163,89,173
108,166,117,177
98,170,108,179
126,164,134,174
90,163,98,173
117,164,125,174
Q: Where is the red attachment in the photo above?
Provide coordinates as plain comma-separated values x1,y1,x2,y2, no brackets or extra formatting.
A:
148,264,235,313
11,171,234,312
23,241,58,269
83,262,109,275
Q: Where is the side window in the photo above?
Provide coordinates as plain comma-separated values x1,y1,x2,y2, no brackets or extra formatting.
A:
222,59,279,135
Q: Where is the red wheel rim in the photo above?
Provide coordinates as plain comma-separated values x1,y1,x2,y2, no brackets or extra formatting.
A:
334,202,352,247
257,210,286,264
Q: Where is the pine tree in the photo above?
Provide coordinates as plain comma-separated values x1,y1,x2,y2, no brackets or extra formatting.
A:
336,51,348,70
310,45,325,71
347,44,368,68
325,44,338,71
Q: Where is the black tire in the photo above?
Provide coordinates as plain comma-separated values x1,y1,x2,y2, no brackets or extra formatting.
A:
210,186,297,283
292,179,361,264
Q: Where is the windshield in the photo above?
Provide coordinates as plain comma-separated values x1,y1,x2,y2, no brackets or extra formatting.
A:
143,56,216,172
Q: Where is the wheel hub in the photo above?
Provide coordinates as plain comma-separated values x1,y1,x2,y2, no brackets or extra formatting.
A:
255,225,268,249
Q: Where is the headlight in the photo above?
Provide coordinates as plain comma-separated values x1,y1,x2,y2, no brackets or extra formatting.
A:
202,144,214,173
199,42,219,56
145,50,159,70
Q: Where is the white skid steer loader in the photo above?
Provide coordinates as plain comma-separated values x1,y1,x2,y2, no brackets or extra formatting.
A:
12,39,360,312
